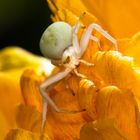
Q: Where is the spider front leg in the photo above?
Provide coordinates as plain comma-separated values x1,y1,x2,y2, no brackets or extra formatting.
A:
90,35,102,50
39,68,71,128
72,21,82,54
80,23,118,56
39,68,84,128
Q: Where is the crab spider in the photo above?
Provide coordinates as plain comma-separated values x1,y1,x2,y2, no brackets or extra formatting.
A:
39,20,118,128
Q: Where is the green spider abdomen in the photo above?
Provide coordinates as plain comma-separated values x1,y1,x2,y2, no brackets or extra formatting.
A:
40,21,72,60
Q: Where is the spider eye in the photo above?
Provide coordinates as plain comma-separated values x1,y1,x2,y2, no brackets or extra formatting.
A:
63,56,70,64
40,21,72,60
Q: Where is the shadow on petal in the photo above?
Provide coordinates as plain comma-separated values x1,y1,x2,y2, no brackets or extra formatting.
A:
5,128,50,140
96,86,140,140
79,119,127,140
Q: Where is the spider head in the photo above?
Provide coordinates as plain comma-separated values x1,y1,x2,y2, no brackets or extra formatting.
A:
40,21,72,60
62,46,79,69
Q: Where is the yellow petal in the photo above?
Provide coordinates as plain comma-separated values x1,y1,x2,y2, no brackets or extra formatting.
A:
47,0,98,26
78,79,98,120
0,72,23,128
90,50,140,100
20,69,86,140
81,0,140,38
0,47,40,72
16,105,42,133
93,51,135,88
46,82,87,140
0,47,54,77
67,76,99,121
5,128,50,140
123,32,140,66
96,86,140,140
0,47,54,139
48,0,87,17
0,111,11,140
46,87,86,140
20,69,45,112
79,119,127,140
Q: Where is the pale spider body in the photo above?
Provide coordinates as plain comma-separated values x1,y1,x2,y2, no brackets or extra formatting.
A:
62,46,81,69
39,20,118,128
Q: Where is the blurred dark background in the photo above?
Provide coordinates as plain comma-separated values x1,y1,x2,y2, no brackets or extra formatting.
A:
0,0,52,55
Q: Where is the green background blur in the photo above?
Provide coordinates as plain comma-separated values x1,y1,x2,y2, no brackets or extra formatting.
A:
0,0,52,55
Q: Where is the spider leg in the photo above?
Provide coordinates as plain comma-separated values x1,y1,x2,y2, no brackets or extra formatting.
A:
74,69,87,78
72,22,81,54
40,68,84,128
72,21,81,34
90,35,102,50
39,68,71,128
72,12,85,34
79,59,94,66
80,23,118,56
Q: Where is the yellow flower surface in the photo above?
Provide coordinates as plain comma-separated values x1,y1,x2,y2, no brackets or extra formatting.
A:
48,0,140,38
46,0,140,139
0,47,54,140
19,70,86,140
47,0,98,26
5,128,50,140
2,0,140,140
81,0,140,38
